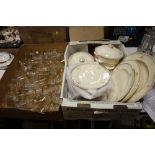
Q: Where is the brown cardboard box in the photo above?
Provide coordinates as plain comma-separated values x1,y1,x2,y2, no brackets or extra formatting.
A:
69,26,104,41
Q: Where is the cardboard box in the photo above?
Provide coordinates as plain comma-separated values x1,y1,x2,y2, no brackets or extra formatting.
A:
69,26,104,41
60,40,142,120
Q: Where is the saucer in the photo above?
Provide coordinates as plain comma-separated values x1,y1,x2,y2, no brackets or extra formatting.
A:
0,53,14,68
0,52,11,63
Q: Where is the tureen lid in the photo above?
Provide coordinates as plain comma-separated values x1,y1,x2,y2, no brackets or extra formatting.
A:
94,44,124,59
68,51,94,66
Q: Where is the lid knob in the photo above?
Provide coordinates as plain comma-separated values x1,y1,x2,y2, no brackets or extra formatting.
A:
108,44,114,48
79,57,85,63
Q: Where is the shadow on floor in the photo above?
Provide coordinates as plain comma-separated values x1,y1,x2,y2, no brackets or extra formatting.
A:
0,116,155,129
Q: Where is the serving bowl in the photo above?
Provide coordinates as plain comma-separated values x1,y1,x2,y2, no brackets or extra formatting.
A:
94,44,124,69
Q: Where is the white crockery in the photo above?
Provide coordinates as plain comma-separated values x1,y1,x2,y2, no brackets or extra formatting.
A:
71,63,110,90
95,44,124,59
0,53,14,68
0,52,11,63
121,60,140,102
123,52,155,102
95,56,118,70
94,44,124,69
68,51,94,66
108,63,134,102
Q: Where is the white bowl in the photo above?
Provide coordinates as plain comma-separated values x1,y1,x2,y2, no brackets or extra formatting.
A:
95,44,124,59
94,44,124,69
95,55,120,70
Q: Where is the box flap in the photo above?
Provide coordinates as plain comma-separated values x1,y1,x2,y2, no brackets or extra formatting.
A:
69,26,104,41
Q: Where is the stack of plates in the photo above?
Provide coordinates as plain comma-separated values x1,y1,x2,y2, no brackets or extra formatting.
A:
108,52,155,102
0,52,14,69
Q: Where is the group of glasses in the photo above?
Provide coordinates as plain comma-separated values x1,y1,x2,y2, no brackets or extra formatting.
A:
137,27,155,56
3,49,64,113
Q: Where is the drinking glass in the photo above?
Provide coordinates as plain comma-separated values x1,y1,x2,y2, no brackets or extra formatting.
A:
137,27,155,56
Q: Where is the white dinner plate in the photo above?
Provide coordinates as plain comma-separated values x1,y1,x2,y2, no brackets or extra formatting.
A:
124,52,155,102
108,63,134,102
0,52,11,63
0,53,14,68
121,60,140,102
68,51,94,66
71,63,110,90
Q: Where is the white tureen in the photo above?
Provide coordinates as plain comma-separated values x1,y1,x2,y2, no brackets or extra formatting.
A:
94,44,124,70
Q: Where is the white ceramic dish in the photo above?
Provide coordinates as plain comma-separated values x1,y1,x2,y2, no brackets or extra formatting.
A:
94,44,124,69
124,52,155,102
133,61,148,96
95,55,119,64
71,63,110,90
95,56,118,70
95,44,124,59
121,60,140,102
68,51,94,66
0,52,11,63
0,53,14,68
108,63,134,101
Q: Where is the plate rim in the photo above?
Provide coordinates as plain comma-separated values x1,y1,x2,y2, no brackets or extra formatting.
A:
121,60,140,102
108,63,134,101
124,52,155,102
